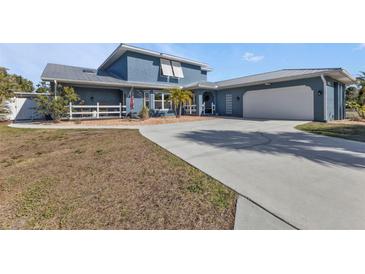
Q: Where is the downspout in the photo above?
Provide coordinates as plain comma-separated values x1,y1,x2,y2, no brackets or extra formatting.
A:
320,74,327,122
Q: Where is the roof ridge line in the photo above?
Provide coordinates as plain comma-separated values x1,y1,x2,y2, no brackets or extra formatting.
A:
47,63,96,70
215,69,286,83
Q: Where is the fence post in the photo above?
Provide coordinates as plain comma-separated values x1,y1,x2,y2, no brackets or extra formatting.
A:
189,105,192,115
96,102,99,119
119,103,122,118
69,102,72,120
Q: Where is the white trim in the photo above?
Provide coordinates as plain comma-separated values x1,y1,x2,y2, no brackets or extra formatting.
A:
217,70,356,90
154,92,172,111
41,77,182,90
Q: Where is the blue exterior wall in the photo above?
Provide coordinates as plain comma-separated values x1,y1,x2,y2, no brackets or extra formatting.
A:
73,86,146,114
73,86,123,105
124,89,144,114
327,77,346,121
213,77,326,121
105,54,128,80
104,51,207,85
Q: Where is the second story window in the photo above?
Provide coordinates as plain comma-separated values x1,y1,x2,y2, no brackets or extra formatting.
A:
160,59,174,77
160,59,184,78
171,61,184,78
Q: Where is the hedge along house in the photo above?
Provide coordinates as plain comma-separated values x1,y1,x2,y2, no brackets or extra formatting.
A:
41,44,356,121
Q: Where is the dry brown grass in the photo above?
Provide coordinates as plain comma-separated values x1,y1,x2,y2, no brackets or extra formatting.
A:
56,116,213,126
0,125,236,229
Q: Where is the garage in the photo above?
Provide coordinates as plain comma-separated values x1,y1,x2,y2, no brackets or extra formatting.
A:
212,68,356,122
242,85,314,120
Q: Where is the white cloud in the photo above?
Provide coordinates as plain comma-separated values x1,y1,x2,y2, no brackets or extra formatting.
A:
355,43,365,50
243,52,264,63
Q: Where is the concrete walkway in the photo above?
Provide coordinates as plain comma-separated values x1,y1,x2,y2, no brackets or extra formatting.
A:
140,119,365,229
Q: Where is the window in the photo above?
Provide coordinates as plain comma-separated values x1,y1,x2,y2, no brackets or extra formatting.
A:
225,94,232,115
171,61,184,78
160,59,184,78
160,59,174,77
154,92,172,110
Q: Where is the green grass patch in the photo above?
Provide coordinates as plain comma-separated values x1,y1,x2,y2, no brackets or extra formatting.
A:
16,178,56,218
296,122,365,142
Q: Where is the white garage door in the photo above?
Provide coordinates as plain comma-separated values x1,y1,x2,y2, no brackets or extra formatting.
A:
242,85,314,120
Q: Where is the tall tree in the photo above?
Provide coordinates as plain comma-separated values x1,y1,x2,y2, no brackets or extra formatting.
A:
0,66,34,104
346,86,358,102
35,81,50,93
356,71,365,105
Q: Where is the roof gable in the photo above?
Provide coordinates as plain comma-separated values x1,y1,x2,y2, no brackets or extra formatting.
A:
98,43,212,72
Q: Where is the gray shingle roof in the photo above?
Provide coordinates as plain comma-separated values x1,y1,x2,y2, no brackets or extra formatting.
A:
42,64,356,91
41,63,180,89
215,68,354,88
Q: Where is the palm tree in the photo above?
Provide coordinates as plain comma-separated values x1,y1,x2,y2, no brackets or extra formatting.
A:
169,89,193,118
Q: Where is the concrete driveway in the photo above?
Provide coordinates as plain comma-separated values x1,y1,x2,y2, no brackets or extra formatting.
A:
140,118,365,229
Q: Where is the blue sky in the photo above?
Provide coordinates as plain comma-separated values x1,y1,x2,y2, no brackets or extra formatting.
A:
0,43,364,85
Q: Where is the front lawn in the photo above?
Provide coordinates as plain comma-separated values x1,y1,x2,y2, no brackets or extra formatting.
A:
0,124,236,229
295,122,365,142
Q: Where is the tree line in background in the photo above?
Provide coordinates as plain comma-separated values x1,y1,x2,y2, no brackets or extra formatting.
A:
0,66,79,121
0,66,34,118
346,71,365,119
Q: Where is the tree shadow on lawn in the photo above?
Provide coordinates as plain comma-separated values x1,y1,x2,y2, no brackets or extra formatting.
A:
177,130,365,169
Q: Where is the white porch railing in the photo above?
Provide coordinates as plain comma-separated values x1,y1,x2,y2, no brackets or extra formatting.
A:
201,102,216,115
69,102,127,119
183,104,197,115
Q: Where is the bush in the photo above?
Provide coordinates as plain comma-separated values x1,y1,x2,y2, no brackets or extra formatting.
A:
139,106,149,120
35,86,79,121
347,100,365,120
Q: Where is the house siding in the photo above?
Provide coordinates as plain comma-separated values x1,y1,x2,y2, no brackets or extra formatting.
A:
329,77,346,121
105,54,128,80
104,51,206,85
73,87,123,105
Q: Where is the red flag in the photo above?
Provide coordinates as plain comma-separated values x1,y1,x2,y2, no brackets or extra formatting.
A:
130,94,134,111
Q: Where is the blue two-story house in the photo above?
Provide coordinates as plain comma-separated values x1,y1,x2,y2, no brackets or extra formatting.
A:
41,43,356,121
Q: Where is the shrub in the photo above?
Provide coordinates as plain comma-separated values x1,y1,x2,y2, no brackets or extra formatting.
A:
139,106,150,120
35,86,79,121
347,100,365,120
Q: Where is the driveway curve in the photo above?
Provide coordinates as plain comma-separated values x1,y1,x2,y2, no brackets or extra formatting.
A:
140,118,365,229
